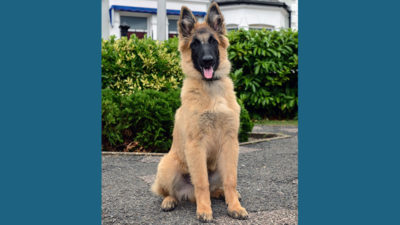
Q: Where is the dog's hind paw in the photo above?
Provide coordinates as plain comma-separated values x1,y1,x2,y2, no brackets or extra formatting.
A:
161,196,178,212
210,189,225,200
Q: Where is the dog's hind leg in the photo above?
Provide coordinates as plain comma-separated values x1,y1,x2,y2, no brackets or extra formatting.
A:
209,170,224,200
152,153,184,211
210,188,225,199
210,188,242,201
174,174,195,203
209,171,241,201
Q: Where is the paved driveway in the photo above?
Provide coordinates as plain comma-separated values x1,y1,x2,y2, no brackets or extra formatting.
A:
102,125,298,225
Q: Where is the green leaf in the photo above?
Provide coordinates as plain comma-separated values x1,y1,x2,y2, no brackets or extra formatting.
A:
255,65,260,75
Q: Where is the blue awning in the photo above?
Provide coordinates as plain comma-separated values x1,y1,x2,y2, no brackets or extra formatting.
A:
109,5,206,26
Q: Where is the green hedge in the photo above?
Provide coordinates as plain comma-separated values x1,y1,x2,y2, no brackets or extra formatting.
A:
238,99,253,142
102,88,181,152
102,30,298,119
228,29,298,119
102,35,183,95
102,88,253,152
101,30,298,152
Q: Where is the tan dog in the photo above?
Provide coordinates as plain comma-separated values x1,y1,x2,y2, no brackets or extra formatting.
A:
151,3,248,222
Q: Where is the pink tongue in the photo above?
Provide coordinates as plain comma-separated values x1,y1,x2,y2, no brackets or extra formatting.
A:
204,67,213,79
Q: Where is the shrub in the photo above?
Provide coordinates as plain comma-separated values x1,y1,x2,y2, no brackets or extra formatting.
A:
101,30,298,152
101,36,183,95
238,99,254,142
102,88,181,152
102,31,298,119
228,29,298,119
102,88,253,152
163,36,179,54
102,88,125,146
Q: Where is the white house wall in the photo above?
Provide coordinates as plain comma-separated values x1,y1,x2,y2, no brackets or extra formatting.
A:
220,5,289,30
111,0,158,8
167,0,209,12
110,0,209,11
109,10,120,38
103,0,294,40
281,0,298,29
102,0,110,39
106,0,209,39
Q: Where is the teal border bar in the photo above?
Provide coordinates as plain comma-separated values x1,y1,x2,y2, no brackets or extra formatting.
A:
300,1,400,224
0,0,101,224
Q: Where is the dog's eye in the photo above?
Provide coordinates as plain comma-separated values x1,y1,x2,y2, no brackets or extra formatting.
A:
190,39,200,47
208,36,218,45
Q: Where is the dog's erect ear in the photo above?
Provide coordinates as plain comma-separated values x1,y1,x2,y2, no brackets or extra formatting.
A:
205,2,225,35
178,6,196,38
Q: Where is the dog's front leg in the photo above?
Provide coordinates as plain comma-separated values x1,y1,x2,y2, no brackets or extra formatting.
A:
218,139,248,220
186,141,213,222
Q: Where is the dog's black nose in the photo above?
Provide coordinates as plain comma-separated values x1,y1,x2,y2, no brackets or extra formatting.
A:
202,55,214,66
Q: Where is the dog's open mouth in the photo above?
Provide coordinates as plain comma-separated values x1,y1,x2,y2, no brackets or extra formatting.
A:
202,67,214,80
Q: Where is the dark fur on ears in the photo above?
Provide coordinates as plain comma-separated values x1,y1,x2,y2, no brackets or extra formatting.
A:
178,6,197,38
205,2,226,35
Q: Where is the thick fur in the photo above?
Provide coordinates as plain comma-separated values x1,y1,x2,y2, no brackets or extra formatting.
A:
151,3,248,222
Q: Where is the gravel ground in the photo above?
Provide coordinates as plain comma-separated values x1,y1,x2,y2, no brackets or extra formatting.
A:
102,125,298,225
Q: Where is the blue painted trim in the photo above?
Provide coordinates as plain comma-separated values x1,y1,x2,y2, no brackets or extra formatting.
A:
109,5,206,26
111,5,157,15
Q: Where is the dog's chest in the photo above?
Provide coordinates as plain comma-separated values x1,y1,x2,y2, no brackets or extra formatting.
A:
197,97,235,131
198,111,219,129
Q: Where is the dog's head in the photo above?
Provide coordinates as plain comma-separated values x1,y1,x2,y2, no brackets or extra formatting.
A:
178,2,230,81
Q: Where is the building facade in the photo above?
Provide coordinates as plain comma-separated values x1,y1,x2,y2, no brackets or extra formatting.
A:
102,0,298,40
280,0,298,29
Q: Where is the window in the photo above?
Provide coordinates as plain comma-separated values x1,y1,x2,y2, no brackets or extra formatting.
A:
168,19,178,38
166,17,204,38
249,24,274,31
120,16,148,39
226,24,239,32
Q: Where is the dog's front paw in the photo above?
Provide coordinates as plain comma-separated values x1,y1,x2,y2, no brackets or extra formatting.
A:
197,210,213,223
227,206,248,220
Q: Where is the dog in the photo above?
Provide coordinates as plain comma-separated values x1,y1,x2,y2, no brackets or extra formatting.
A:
151,2,248,222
